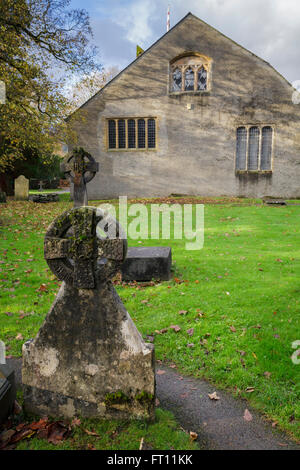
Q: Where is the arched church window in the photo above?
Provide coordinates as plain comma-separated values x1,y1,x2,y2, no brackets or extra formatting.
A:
197,66,207,90
172,68,182,92
236,127,247,170
248,127,260,170
184,67,194,91
170,53,211,93
261,126,273,170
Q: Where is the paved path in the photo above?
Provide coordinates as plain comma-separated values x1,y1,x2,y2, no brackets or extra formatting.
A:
8,359,299,450
156,364,299,450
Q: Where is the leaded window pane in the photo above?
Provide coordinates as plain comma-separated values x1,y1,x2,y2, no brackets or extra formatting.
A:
172,67,182,91
138,119,145,148
248,127,260,170
197,66,207,90
236,127,247,170
148,119,156,148
108,120,116,149
184,67,194,91
261,126,272,170
118,119,126,148
128,119,136,148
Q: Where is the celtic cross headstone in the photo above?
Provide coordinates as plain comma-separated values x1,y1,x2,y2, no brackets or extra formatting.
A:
61,148,99,207
22,206,155,420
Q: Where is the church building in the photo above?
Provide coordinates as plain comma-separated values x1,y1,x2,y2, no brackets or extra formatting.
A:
70,12,300,199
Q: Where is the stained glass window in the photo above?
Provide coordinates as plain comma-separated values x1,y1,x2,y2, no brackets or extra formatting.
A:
197,66,207,90
172,68,182,91
128,119,136,148
138,119,145,148
118,119,126,148
236,127,247,170
248,127,260,170
108,120,116,149
184,67,194,91
261,127,272,170
148,119,156,148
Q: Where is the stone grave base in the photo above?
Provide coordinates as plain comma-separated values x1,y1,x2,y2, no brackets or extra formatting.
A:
121,247,172,281
22,281,155,421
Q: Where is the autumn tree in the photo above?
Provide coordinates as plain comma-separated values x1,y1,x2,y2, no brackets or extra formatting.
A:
66,66,120,112
0,0,100,173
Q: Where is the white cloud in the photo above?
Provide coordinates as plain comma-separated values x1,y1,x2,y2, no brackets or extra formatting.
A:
89,0,300,83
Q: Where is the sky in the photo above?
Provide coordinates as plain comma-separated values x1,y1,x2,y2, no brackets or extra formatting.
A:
69,0,300,84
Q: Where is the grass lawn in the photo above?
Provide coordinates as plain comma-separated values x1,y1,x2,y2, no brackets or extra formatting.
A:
0,195,299,445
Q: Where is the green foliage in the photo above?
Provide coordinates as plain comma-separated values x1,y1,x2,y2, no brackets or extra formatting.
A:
0,0,100,172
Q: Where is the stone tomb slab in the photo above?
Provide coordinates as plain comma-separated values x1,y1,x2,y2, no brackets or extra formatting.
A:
121,247,172,281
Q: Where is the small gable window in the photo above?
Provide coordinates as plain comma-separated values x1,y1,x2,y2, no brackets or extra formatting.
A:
170,52,211,93
235,125,273,172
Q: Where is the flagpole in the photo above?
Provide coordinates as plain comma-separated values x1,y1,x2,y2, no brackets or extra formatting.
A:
167,4,170,32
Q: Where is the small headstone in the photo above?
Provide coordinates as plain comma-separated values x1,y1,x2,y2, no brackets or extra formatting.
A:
14,175,29,200
61,147,99,207
39,180,43,191
22,207,155,420
262,196,287,206
121,247,172,281
0,191,6,203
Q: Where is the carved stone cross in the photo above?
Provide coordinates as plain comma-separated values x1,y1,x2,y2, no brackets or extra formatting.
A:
60,148,99,207
44,207,127,289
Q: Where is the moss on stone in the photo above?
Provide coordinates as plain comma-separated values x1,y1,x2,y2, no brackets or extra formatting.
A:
104,390,130,406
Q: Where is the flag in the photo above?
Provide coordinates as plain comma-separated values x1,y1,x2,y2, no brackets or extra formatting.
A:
136,45,144,57
167,5,170,32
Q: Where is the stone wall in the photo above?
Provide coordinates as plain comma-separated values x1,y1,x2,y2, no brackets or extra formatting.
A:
70,14,300,199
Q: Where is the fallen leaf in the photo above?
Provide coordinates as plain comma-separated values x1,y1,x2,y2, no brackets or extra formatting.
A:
187,343,194,348
84,429,100,437
156,369,166,375
243,409,253,422
170,325,181,332
264,371,271,378
47,421,70,444
190,431,198,441
178,310,187,315
15,333,23,340
208,391,220,401
245,387,255,393
230,325,236,332
187,328,194,336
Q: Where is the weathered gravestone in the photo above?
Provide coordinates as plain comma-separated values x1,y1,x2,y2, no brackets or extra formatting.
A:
14,175,29,201
61,147,99,207
22,206,155,420
0,191,6,203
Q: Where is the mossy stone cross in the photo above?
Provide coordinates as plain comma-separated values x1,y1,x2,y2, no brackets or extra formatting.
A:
44,207,127,289
61,148,99,207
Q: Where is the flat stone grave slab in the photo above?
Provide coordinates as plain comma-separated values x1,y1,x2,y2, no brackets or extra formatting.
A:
29,193,59,203
121,246,172,282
